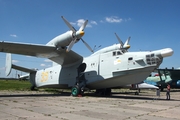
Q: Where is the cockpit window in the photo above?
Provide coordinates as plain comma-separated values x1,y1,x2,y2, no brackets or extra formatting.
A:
113,52,116,56
113,51,123,56
117,51,121,55
146,55,150,58
128,57,133,60
151,54,154,57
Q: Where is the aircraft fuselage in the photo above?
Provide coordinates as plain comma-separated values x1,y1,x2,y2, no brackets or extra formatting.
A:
33,44,172,90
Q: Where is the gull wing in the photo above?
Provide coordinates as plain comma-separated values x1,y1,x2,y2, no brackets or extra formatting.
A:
0,41,83,66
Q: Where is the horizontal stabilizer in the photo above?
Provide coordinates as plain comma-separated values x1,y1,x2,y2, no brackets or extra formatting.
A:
5,53,36,76
12,64,36,73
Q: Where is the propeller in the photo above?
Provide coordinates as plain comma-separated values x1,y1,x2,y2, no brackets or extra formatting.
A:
61,16,93,53
115,33,131,51
115,33,123,48
123,37,131,49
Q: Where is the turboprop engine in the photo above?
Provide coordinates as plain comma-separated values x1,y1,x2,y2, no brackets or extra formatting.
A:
115,33,131,52
46,16,93,52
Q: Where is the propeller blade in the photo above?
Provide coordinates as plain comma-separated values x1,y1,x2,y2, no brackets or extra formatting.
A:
81,38,94,53
61,16,91,52
115,33,124,48
66,39,76,52
124,36,131,47
79,20,88,31
61,16,76,32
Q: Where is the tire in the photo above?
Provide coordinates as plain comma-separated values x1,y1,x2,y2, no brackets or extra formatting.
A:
71,86,79,97
30,86,35,91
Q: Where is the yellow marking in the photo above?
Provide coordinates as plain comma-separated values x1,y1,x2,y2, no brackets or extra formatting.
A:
117,59,121,62
126,45,130,49
41,71,49,82
80,31,85,36
114,59,121,65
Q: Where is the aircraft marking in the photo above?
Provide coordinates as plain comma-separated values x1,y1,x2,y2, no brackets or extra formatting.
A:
114,59,121,65
41,71,49,82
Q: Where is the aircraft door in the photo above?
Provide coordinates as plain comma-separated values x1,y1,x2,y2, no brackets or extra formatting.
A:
127,57,135,68
99,53,114,78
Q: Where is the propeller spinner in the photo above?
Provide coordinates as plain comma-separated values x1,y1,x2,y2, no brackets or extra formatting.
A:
61,16,93,53
115,33,131,51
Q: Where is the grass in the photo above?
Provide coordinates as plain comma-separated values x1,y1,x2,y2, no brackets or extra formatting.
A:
0,80,31,91
0,79,149,94
0,79,70,93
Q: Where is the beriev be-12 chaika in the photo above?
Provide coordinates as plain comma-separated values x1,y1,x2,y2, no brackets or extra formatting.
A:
0,16,173,96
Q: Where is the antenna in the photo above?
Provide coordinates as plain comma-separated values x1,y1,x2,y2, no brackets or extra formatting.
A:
93,45,101,52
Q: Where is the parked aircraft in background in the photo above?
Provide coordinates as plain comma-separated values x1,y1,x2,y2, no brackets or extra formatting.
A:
125,82,158,95
157,68,180,89
144,67,180,91
0,16,173,96
144,71,172,91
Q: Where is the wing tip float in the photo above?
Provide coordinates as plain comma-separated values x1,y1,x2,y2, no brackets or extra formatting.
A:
5,53,12,76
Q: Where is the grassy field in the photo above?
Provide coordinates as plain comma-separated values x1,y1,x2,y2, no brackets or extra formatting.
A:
0,80,31,91
0,80,70,93
0,80,153,94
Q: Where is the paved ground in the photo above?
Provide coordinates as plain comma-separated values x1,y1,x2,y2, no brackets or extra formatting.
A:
0,89,180,120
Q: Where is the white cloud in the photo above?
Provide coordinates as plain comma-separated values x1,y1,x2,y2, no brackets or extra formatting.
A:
12,60,18,63
10,34,17,37
40,63,51,67
44,59,51,62
90,21,97,25
105,16,123,23
70,22,76,26
71,19,97,28
40,63,46,67
77,19,86,27
100,20,104,23
124,18,132,22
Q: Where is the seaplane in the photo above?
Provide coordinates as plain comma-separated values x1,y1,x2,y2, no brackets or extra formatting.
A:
0,16,173,96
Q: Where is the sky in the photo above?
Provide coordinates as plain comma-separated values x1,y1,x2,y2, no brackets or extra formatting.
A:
0,0,180,78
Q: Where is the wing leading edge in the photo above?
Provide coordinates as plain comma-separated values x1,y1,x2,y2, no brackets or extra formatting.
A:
0,41,83,66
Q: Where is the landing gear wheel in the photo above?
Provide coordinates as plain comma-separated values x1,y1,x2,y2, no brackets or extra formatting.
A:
71,86,80,97
30,86,35,91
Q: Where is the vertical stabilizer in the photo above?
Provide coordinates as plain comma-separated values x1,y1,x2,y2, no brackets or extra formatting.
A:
5,53,12,76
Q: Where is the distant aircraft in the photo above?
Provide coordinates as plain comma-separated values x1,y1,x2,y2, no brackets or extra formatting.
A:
124,82,159,95
157,68,180,89
0,16,173,96
144,71,172,91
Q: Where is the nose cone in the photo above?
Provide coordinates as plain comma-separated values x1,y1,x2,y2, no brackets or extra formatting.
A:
160,48,173,57
76,31,85,39
80,31,85,36
124,45,130,49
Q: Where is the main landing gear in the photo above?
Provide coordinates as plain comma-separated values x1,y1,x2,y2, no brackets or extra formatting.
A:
71,85,80,96
71,63,87,97
30,86,35,91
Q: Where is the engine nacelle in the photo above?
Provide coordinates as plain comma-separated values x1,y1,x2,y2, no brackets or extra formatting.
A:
46,31,73,47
